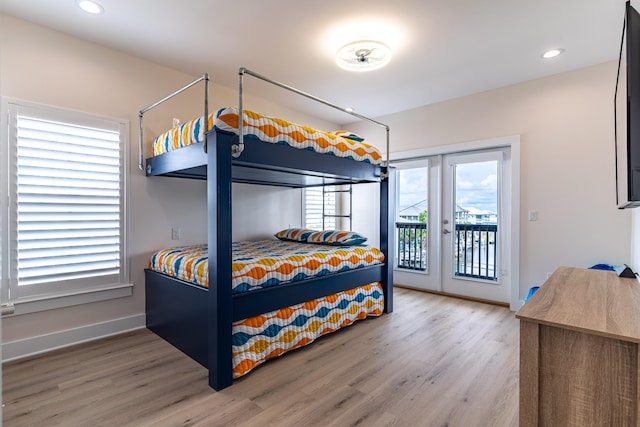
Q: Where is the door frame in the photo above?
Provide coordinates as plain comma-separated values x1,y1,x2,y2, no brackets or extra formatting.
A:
390,135,521,311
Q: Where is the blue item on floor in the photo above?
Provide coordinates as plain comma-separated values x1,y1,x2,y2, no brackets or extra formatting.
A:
589,263,615,271
524,286,539,303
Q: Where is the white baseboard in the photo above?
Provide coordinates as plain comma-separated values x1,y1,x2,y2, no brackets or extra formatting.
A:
2,314,146,362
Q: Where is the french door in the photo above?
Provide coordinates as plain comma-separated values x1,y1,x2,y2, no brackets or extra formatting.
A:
393,146,513,305
441,150,511,302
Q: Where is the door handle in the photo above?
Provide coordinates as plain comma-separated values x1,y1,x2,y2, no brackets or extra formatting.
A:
443,229,451,235
1,304,14,316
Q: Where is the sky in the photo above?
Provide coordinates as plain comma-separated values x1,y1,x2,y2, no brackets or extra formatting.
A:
398,167,428,215
454,161,498,213
398,160,498,214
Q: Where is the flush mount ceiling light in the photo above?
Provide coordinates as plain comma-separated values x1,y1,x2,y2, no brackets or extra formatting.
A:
541,48,564,59
76,0,104,15
336,40,391,72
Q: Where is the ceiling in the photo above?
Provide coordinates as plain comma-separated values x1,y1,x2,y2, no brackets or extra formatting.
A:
0,0,628,124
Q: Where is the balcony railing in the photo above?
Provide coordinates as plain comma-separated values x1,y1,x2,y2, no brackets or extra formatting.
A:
396,222,427,271
396,222,498,281
454,223,497,281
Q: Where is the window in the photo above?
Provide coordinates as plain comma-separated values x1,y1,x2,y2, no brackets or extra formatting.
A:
304,186,336,230
303,185,353,231
1,100,130,313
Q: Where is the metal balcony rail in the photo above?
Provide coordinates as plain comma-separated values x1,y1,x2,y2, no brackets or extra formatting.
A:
396,222,497,281
454,223,497,281
396,222,427,271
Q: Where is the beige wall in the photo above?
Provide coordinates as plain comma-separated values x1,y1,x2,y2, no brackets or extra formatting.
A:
0,14,332,344
350,61,632,299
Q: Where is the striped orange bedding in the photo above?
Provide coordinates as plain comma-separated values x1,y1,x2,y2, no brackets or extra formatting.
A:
148,240,384,294
232,282,384,378
151,107,382,165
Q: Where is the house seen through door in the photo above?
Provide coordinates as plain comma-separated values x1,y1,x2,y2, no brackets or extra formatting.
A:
393,147,512,304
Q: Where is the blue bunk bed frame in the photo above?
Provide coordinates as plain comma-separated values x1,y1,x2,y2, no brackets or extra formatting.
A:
142,70,394,391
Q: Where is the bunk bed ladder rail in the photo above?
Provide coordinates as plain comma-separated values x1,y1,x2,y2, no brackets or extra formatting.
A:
237,68,391,179
138,73,210,173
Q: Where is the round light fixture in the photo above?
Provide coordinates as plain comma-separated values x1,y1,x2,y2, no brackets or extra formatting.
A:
336,40,391,72
77,0,104,15
541,48,564,59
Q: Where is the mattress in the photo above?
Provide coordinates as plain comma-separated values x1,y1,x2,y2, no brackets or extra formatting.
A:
151,107,382,165
232,281,384,378
148,240,384,294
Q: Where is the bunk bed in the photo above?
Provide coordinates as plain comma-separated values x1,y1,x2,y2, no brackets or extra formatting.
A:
139,68,394,391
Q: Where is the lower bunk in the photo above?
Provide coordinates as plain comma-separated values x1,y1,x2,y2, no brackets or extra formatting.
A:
145,238,389,385
145,269,384,379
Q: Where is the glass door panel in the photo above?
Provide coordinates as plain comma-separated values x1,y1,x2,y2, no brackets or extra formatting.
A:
453,160,498,281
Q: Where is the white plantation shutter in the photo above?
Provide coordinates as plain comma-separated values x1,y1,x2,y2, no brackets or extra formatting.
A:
304,186,336,230
6,102,127,303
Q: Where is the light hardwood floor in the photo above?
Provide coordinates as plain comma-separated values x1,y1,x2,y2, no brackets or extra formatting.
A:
3,287,519,426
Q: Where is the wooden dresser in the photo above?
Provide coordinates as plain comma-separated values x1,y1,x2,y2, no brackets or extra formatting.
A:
516,266,640,427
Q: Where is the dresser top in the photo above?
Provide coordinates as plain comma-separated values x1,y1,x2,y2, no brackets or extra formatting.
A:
516,266,640,342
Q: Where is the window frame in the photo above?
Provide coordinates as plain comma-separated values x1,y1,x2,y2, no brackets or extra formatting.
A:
1,98,132,315
303,186,336,230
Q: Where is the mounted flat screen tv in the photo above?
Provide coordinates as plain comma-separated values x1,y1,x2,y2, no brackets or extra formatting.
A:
615,1,640,208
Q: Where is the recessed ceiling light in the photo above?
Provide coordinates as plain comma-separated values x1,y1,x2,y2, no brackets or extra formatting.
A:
76,0,104,15
542,48,564,59
336,40,391,72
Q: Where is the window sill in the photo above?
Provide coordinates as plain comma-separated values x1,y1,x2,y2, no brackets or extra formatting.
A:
394,267,429,275
4,284,134,316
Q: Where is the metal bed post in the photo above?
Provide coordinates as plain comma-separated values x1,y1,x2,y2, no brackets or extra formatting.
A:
235,70,245,158
138,73,209,172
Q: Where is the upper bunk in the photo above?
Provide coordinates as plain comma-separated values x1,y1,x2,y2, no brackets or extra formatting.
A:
139,69,390,188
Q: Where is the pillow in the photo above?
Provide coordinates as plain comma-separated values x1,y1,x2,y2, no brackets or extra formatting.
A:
274,228,315,242
332,130,364,142
306,230,368,246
